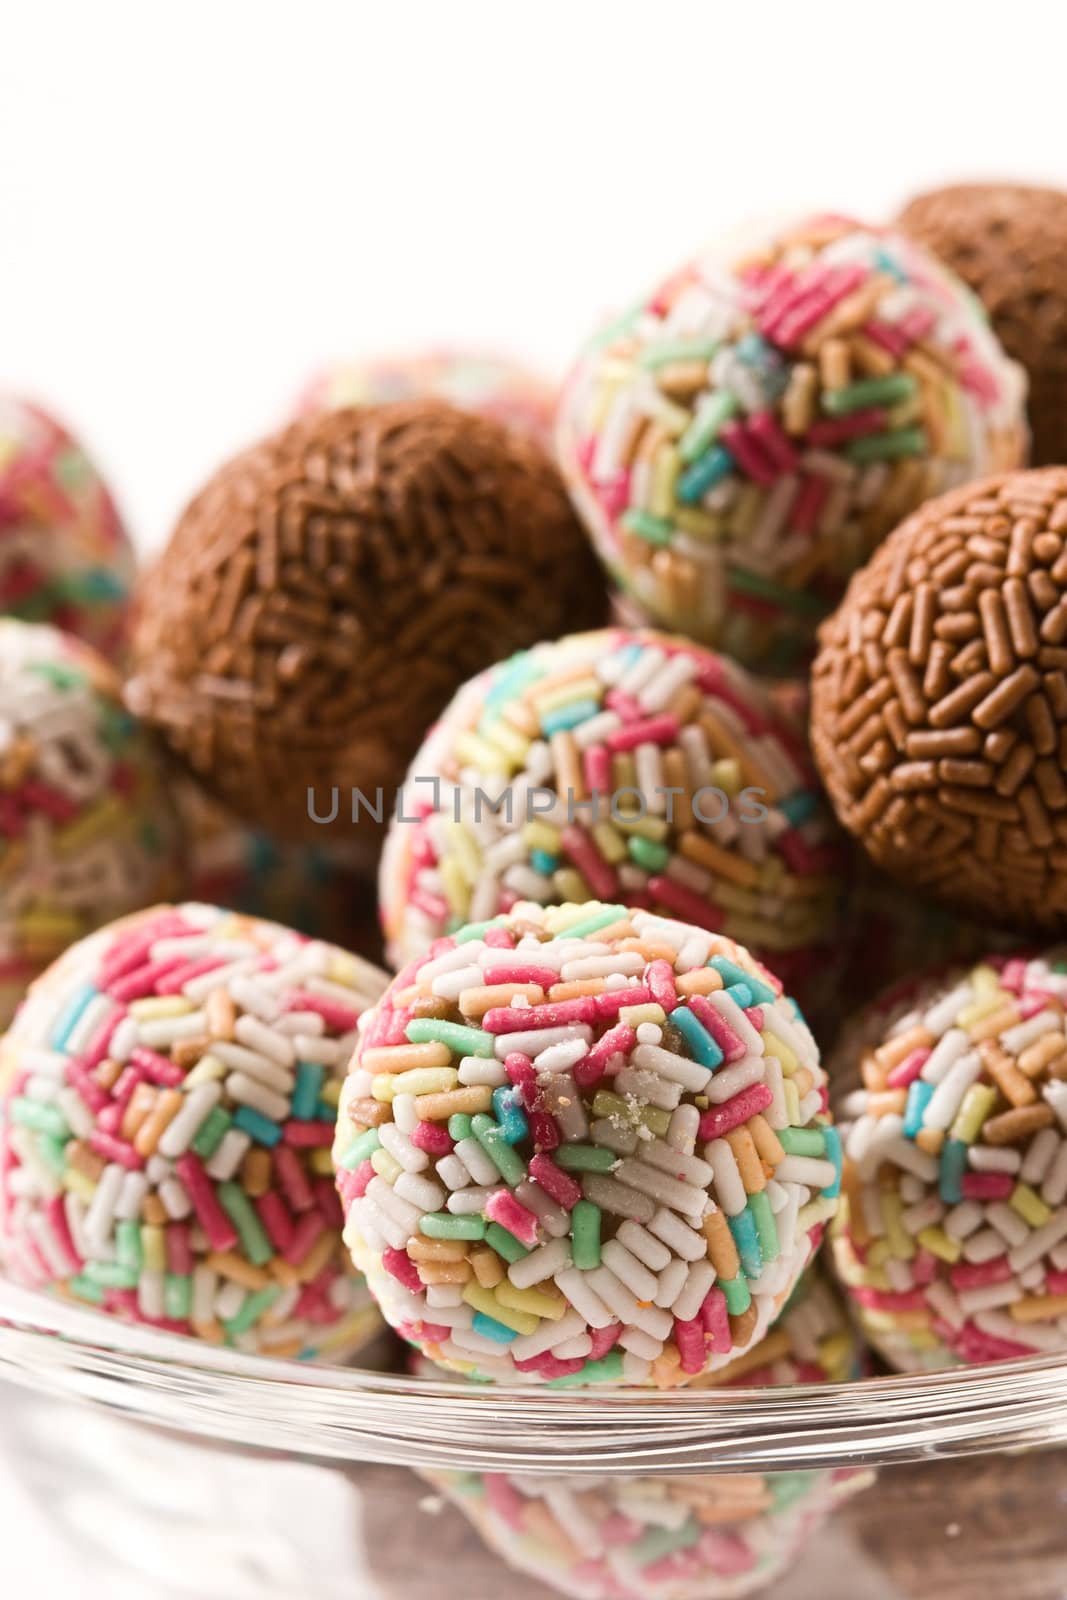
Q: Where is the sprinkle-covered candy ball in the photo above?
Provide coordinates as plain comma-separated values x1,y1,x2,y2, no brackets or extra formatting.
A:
831,950,1067,1371
898,183,1067,469
0,621,182,1027
335,901,838,1386
380,627,844,1016
813,467,1067,930
127,401,608,841
557,215,1027,672
0,397,135,660
297,349,555,450
0,903,388,1358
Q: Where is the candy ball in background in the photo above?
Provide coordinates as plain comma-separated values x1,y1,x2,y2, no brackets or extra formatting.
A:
831,950,1067,1372
0,620,183,1028
334,900,839,1387
812,466,1067,931
127,400,608,843
0,397,135,660
380,627,845,1025
557,214,1027,674
297,349,556,450
0,903,389,1359
897,182,1067,469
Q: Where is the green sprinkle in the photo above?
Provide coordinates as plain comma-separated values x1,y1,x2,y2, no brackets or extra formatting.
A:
448,1114,473,1142
620,509,674,547
68,1273,105,1304
218,1182,273,1266
571,1199,601,1269
769,1471,819,1511
709,956,775,1005
678,390,737,462
406,1019,495,1058
83,1260,139,1290
638,335,722,372
192,1105,232,1160
164,1274,193,1321
115,1220,143,1274
728,566,827,615
721,1272,752,1315
36,1133,69,1176
222,1284,282,1339
455,919,507,944
777,1127,826,1157
420,1213,487,1240
748,1189,780,1263
471,1114,526,1186
627,835,670,873
846,425,927,464
9,1098,69,1139
629,1521,703,1566
548,1348,625,1387
554,1144,617,1173
339,1127,381,1169
590,1090,670,1135
822,372,916,415
485,1222,530,1263
552,905,628,940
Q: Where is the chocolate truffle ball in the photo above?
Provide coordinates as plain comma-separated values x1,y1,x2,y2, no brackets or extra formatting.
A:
831,950,1067,1371
0,397,134,659
379,627,845,1021
334,900,839,1387
0,620,183,1027
127,401,608,842
297,349,555,450
0,902,389,1359
557,214,1027,673
898,183,1067,468
812,467,1067,929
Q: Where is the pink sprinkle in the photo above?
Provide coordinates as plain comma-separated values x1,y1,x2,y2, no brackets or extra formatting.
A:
887,1049,930,1089
88,1129,144,1170
1046,1269,1067,1295
719,420,779,486
283,1119,335,1148
155,954,230,995
274,1144,315,1211
131,1046,184,1087
778,831,836,875
674,1316,707,1374
284,1211,326,1266
561,824,618,900
747,410,799,474
600,1513,643,1544
604,714,680,753
339,1159,375,1201
76,1009,123,1073
363,1004,415,1049
911,1248,938,1287
96,913,193,989
314,1176,343,1228
1000,959,1028,993
108,956,187,1003
528,1110,561,1150
596,469,631,520
483,927,515,949
594,984,651,1019
700,1287,732,1354
898,305,937,344
576,1023,636,1088
512,1351,586,1379
951,1257,1012,1290
805,407,888,447
411,1120,454,1156
482,997,597,1034
955,1323,1032,1364
43,1195,81,1272
527,1152,582,1210
743,1007,764,1031
696,1530,755,1576
504,1051,538,1108
582,744,612,795
257,1189,297,1252
413,1319,452,1345
648,875,725,932
698,1083,773,1141
961,1172,1014,1201
484,1474,526,1529
282,991,361,1031
588,1322,623,1361
647,960,677,1012
483,1189,541,1247
67,1060,109,1115
18,779,78,823
687,993,746,1061
166,1223,194,1275
175,1153,238,1253
788,473,830,535
862,318,909,358
383,1246,423,1293
604,688,643,722
853,1287,928,1312
481,965,558,989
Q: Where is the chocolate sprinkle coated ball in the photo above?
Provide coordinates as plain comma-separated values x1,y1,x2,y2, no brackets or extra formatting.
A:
898,183,1067,468
128,401,607,841
557,215,1027,674
380,627,844,1018
334,900,837,1387
812,467,1067,929
831,951,1067,1371
0,903,388,1358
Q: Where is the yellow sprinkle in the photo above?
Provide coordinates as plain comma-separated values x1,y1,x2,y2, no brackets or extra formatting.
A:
56,796,125,853
16,909,82,942
523,819,561,855
649,444,680,519
763,1031,798,1077
553,869,591,905
494,1281,567,1321
795,1195,838,1236
128,996,193,1020
372,1067,459,1102
591,822,627,864
711,759,742,797
950,1084,997,1145
612,812,670,842
318,1079,341,1108
620,1003,666,1027
544,902,592,934
370,1147,404,1183
453,731,512,778
782,1079,801,1125
141,1225,166,1274
917,1226,961,1264
674,506,722,540
461,1281,539,1335
481,719,530,765
958,991,1004,1030
531,676,602,713
308,1148,335,1177
862,1307,932,1334
818,1331,854,1379
440,857,471,922
882,1193,916,1262
443,820,482,886
63,1169,96,1203
185,1054,226,1089
1011,1183,1052,1229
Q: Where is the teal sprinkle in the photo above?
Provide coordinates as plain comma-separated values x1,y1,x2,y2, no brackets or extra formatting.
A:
822,1125,843,1199
491,1086,528,1145
709,957,775,1006
620,508,674,547
540,698,600,736
50,981,98,1050
940,1138,967,1207
904,1080,934,1139
233,1106,283,1147
529,849,559,876
670,1006,723,1070
778,792,818,828
471,1311,518,1344
677,444,733,503
874,245,908,283
727,1207,763,1279
724,981,753,1008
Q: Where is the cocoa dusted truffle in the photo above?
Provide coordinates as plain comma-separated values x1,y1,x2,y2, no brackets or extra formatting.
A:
898,183,1067,467
812,467,1067,929
127,401,608,841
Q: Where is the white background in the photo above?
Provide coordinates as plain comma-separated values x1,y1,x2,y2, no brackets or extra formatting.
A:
1,2,1065,1593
